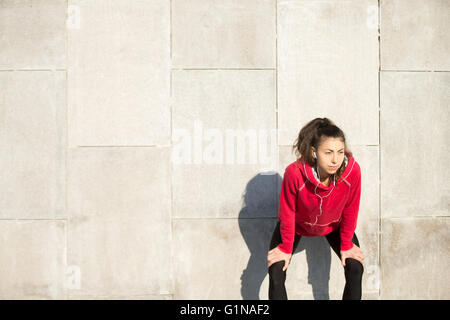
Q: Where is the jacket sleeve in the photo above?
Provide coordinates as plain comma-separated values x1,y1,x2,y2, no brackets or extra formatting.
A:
339,168,362,251
277,166,300,254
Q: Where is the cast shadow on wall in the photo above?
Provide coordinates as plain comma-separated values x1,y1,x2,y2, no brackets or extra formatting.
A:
238,172,333,300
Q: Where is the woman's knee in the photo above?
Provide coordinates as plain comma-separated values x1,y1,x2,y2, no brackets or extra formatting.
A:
344,258,364,278
268,261,286,283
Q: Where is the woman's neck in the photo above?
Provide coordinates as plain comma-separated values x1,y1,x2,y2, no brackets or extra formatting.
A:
315,165,333,185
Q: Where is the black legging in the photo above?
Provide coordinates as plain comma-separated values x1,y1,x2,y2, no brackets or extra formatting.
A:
268,221,364,300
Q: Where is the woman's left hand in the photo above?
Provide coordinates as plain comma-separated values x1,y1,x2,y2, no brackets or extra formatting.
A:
340,244,364,267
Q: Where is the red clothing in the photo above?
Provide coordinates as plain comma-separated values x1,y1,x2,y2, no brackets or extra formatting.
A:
277,152,361,254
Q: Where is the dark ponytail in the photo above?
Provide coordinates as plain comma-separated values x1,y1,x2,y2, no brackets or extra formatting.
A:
292,117,353,181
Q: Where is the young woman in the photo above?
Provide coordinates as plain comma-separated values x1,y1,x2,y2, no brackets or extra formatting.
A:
267,117,365,300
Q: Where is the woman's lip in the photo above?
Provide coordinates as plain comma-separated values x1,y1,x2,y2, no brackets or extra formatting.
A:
329,166,338,169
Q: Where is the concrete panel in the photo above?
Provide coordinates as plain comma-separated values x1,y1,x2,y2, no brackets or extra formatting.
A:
287,290,380,300
69,294,172,300
283,235,350,300
66,147,173,297
0,220,66,299
172,218,277,299
0,71,66,219
172,0,275,68
380,72,450,218
172,70,277,219
380,217,450,299
0,0,66,70
380,0,450,71
173,216,379,300
67,0,170,146
277,0,379,146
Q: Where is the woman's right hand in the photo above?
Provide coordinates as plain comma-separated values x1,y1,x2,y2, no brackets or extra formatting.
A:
267,246,292,271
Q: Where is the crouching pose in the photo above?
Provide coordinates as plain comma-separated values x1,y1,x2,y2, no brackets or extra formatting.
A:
268,117,365,300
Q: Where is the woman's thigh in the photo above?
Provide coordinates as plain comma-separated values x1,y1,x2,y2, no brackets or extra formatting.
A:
269,221,302,253
324,228,360,259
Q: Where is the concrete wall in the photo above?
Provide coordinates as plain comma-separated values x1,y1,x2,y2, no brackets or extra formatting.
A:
0,0,448,299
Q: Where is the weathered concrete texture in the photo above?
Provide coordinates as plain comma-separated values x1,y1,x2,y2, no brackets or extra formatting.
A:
66,147,173,297
172,0,276,68
0,0,449,300
0,71,66,219
69,294,173,300
286,291,380,300
172,218,278,299
277,0,379,146
380,72,450,218
68,0,171,147
380,217,450,299
277,145,380,298
171,70,278,219
380,0,450,70
0,220,66,299
0,0,66,69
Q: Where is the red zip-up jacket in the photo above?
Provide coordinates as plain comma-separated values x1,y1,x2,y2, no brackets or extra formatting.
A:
277,152,361,254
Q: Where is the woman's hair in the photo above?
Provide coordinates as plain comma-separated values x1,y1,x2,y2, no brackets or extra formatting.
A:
292,117,353,182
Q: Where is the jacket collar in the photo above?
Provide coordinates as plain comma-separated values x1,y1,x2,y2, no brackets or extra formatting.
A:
296,151,355,189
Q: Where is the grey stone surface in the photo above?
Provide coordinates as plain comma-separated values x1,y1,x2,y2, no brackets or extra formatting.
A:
380,72,450,218
68,293,173,300
0,0,448,300
172,0,276,68
380,217,450,299
0,71,66,219
0,220,66,299
66,147,173,297
380,0,450,71
67,0,171,146
172,218,277,299
287,290,380,300
277,0,379,146
0,0,66,69
172,70,277,219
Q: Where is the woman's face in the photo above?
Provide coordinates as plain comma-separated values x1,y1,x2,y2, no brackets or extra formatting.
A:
313,137,345,175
